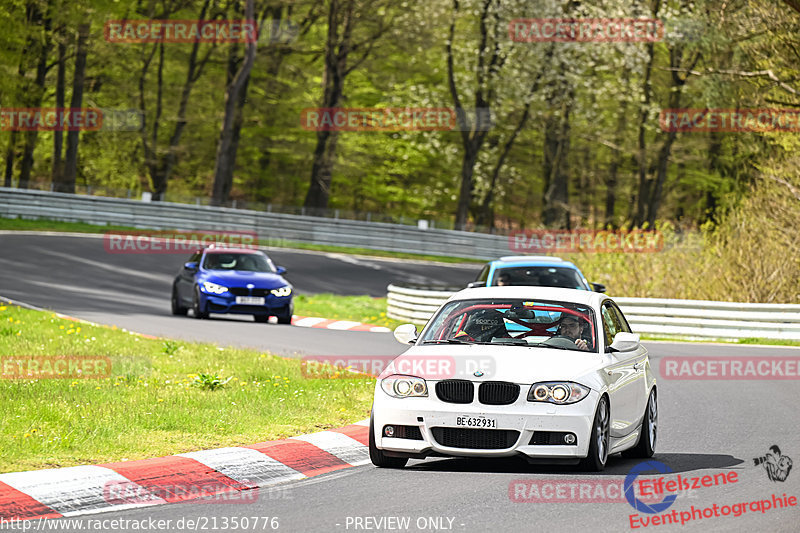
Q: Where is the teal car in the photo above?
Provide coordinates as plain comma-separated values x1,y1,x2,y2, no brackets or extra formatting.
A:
468,256,606,293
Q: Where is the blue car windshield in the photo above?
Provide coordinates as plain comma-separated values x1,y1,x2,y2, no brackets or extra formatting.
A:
202,253,276,272
492,266,587,290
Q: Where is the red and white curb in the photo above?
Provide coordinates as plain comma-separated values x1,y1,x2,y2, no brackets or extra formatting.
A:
0,420,371,522
291,315,390,332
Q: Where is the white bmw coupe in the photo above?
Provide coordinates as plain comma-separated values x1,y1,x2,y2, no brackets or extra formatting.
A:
370,286,657,471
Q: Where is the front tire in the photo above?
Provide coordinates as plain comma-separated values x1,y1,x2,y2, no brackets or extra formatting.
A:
581,395,610,472
171,286,188,316
192,288,208,319
369,413,408,468
622,388,657,459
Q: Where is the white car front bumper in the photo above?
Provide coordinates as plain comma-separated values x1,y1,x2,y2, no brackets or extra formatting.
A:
372,383,601,461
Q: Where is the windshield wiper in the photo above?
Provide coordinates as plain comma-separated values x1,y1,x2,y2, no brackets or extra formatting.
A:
527,342,573,351
422,338,475,345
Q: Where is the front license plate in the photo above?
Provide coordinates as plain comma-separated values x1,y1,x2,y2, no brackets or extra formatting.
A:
235,296,265,305
455,416,497,428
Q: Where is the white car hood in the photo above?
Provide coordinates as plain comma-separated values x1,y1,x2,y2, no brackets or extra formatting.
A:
391,344,609,385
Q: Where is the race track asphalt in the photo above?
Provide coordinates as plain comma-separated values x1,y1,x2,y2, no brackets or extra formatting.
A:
1,232,798,532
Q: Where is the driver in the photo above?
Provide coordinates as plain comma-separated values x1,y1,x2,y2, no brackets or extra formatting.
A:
558,315,590,351
455,309,509,342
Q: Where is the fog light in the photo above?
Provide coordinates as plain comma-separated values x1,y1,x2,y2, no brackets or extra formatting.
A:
384,425,395,437
564,433,576,445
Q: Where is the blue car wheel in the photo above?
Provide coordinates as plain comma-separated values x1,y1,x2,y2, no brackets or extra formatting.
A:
193,287,209,319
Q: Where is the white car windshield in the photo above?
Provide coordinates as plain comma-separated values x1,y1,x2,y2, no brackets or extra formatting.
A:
419,298,598,352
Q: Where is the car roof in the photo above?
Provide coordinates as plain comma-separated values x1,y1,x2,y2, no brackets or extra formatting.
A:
202,247,263,254
498,255,563,262
446,285,606,308
491,256,579,269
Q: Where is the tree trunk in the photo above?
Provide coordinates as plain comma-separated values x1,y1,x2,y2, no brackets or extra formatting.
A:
605,98,629,228
211,0,257,206
3,132,18,187
18,1,51,190
645,40,699,227
62,23,90,194
542,106,572,228
447,0,497,230
52,36,67,188
633,43,656,226
304,0,352,209
139,0,213,201
542,79,573,229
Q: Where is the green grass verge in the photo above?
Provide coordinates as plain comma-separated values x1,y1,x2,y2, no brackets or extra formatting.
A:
0,302,375,473
293,293,404,330
0,216,482,264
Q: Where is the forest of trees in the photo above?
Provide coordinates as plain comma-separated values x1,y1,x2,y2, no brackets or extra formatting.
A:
1,0,799,233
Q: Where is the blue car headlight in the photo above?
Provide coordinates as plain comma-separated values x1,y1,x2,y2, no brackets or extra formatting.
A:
270,286,292,297
202,281,229,295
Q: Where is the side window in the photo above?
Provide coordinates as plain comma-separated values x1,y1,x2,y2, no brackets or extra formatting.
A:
609,303,632,333
476,265,489,283
601,303,618,346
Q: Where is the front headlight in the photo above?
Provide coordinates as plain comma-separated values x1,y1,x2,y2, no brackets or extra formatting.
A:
380,374,428,398
270,286,292,297
202,281,228,294
527,381,590,404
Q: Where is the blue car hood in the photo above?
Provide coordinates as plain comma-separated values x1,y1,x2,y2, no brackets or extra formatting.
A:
203,270,289,289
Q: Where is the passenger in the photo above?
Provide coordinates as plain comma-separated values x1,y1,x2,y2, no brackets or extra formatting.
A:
455,309,510,342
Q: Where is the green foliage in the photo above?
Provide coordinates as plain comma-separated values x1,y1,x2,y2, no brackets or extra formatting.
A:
190,372,232,391
1,0,798,232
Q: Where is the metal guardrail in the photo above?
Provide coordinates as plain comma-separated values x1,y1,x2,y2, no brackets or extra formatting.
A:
0,188,509,260
386,284,800,341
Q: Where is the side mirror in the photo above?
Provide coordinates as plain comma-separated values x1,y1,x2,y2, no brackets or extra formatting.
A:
467,281,486,288
276,266,287,275
393,323,418,345
184,261,198,271
591,282,606,293
607,332,640,353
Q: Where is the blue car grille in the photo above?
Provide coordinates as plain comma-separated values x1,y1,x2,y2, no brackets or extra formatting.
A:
228,287,271,297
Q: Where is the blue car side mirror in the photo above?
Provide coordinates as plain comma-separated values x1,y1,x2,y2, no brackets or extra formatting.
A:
276,266,287,275
184,261,198,271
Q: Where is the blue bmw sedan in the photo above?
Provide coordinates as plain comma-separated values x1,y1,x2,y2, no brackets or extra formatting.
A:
172,247,293,324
